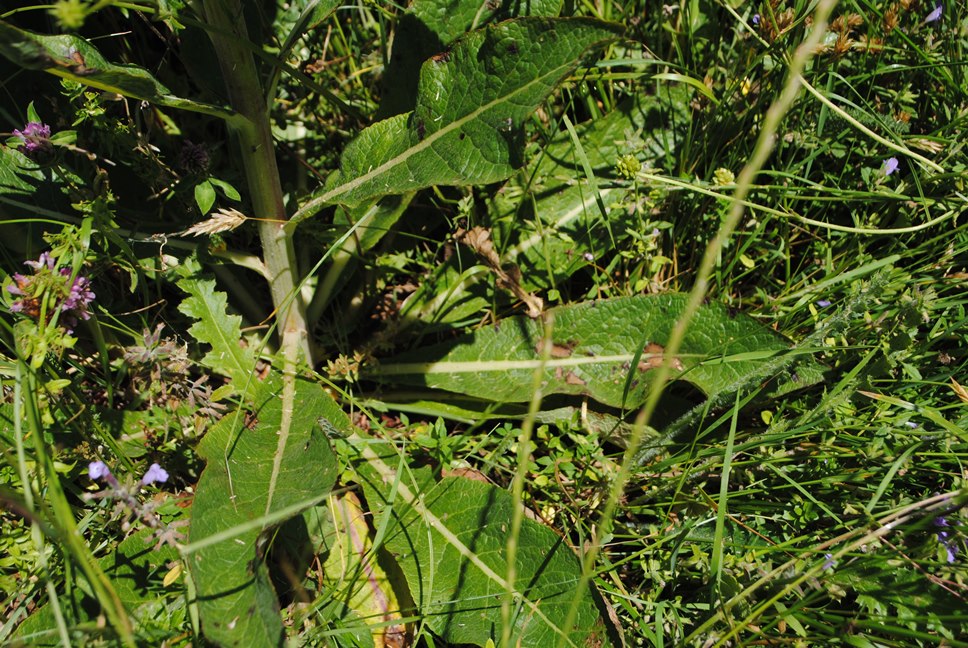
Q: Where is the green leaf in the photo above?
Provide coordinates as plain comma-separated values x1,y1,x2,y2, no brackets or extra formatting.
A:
292,17,623,222
373,294,818,409
413,0,562,45
0,146,43,197
194,180,216,215
209,177,241,202
379,0,562,115
176,277,259,401
0,21,237,122
356,458,619,647
186,376,343,648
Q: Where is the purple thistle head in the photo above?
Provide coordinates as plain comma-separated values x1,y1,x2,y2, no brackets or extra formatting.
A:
12,121,53,161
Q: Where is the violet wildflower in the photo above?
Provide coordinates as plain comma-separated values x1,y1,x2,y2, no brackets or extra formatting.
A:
752,14,760,25
935,517,958,564
925,4,942,23
24,251,56,271
88,460,111,480
583,252,595,262
12,121,54,162
88,460,120,488
822,553,836,570
817,299,832,308
6,251,94,332
178,140,210,175
882,157,899,176
63,275,95,315
85,458,183,547
141,463,169,486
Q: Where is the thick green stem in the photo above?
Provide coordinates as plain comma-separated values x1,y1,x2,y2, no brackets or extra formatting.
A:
196,0,311,365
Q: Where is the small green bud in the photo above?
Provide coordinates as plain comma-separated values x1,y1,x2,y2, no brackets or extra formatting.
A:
616,154,642,180
50,0,87,30
712,167,735,186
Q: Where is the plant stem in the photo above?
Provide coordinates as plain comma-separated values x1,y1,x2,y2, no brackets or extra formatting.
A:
194,0,312,365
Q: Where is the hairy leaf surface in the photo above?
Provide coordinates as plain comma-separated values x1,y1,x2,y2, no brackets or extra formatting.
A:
357,460,618,647
375,294,819,408
187,377,343,647
294,18,622,219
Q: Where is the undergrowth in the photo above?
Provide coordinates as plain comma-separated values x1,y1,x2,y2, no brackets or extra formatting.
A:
1,0,966,646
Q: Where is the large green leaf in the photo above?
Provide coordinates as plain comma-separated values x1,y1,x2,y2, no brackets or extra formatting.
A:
0,21,237,122
373,294,819,409
186,376,343,647
292,17,622,221
379,0,562,116
356,458,619,647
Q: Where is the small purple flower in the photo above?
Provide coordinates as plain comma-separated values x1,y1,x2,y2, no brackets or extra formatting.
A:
178,140,210,175
935,517,958,564
925,4,942,23
583,252,595,262
6,251,94,332
882,157,899,176
141,463,169,485
12,121,53,161
752,13,760,25
88,460,120,488
823,553,836,570
88,460,111,480
62,275,95,316
24,251,55,271
816,299,832,308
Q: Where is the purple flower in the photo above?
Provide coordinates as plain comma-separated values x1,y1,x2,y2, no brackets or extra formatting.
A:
925,4,942,23
583,252,595,262
24,251,55,271
752,14,760,25
936,517,958,564
882,157,899,176
12,121,53,161
88,460,111,480
62,275,95,316
6,251,94,332
823,553,836,570
88,460,120,488
141,463,169,485
816,299,832,308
